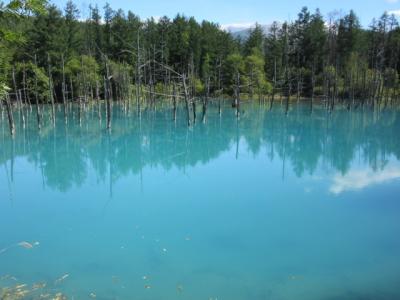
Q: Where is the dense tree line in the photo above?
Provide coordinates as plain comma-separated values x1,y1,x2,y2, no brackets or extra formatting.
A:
1,0,400,133
262,8,400,111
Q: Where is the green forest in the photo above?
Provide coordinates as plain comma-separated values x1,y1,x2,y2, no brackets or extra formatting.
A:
1,0,400,133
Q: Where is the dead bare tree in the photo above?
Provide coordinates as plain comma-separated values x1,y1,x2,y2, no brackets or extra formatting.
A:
172,82,177,122
61,54,68,124
104,57,112,130
47,53,56,126
182,73,191,126
12,66,25,129
34,54,42,130
3,95,15,136
234,71,241,118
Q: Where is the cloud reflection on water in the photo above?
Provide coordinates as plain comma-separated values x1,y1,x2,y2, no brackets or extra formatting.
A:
330,164,400,195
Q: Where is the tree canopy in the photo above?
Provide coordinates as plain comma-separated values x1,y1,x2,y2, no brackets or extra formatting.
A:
1,1,400,107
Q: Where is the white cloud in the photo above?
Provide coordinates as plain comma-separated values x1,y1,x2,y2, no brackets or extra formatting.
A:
329,166,400,195
386,0,399,3
388,9,400,16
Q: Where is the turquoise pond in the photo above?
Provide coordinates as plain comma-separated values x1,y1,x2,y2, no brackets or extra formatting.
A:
1,102,400,299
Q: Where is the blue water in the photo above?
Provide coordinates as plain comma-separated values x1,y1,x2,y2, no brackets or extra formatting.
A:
1,102,400,300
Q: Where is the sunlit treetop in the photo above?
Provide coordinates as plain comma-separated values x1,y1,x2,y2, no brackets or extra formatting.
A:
0,0,48,17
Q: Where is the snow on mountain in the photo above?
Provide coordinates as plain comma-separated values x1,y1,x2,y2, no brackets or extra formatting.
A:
221,23,277,40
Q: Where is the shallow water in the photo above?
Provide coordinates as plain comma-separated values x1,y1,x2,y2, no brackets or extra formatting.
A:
1,102,400,300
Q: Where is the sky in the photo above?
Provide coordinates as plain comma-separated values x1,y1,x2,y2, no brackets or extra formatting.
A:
49,0,400,30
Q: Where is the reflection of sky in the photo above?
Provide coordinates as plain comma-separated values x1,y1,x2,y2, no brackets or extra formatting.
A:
330,164,400,195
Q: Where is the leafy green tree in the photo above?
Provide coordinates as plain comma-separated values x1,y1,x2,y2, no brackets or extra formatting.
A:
0,0,47,98
64,0,80,59
27,4,64,66
244,23,264,56
264,21,283,82
103,2,114,56
337,10,362,66
224,53,244,95
16,61,49,102
168,14,190,72
244,48,271,97
65,55,100,94
89,4,104,60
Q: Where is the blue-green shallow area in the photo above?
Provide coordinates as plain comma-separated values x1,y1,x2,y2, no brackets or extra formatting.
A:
1,102,400,300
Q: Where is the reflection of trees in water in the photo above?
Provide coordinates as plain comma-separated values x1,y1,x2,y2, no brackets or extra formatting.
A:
259,104,400,177
0,103,399,192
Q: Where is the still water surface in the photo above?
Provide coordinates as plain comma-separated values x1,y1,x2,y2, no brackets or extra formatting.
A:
1,102,400,299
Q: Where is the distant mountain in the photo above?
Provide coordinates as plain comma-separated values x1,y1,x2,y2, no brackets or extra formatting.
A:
231,28,253,40
222,23,278,41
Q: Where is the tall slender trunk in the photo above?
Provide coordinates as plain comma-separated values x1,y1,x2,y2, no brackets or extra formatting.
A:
218,58,222,116
69,76,74,104
105,58,112,130
12,66,25,128
285,68,291,116
136,31,141,117
202,77,210,123
311,66,315,114
4,95,15,136
235,72,241,118
61,54,68,124
34,54,42,130
172,82,177,122
22,62,31,109
192,100,196,123
182,74,191,127
96,80,101,120
47,53,56,126
270,58,277,111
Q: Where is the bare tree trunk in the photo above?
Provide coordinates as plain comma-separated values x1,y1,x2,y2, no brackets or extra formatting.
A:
81,56,88,111
218,58,222,116
296,69,301,103
311,65,315,114
250,66,254,100
192,99,196,124
18,90,25,129
0,95,3,116
202,77,210,123
331,62,338,112
12,66,20,105
105,58,112,130
285,68,291,116
136,30,142,117
96,80,101,120
172,82,177,122
125,68,130,113
235,72,240,118
22,62,31,109
4,95,15,136
270,59,277,111
78,75,82,127
69,76,74,104
182,74,191,127
12,66,25,129
47,53,56,126
34,55,42,130
62,54,68,124
362,68,367,108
